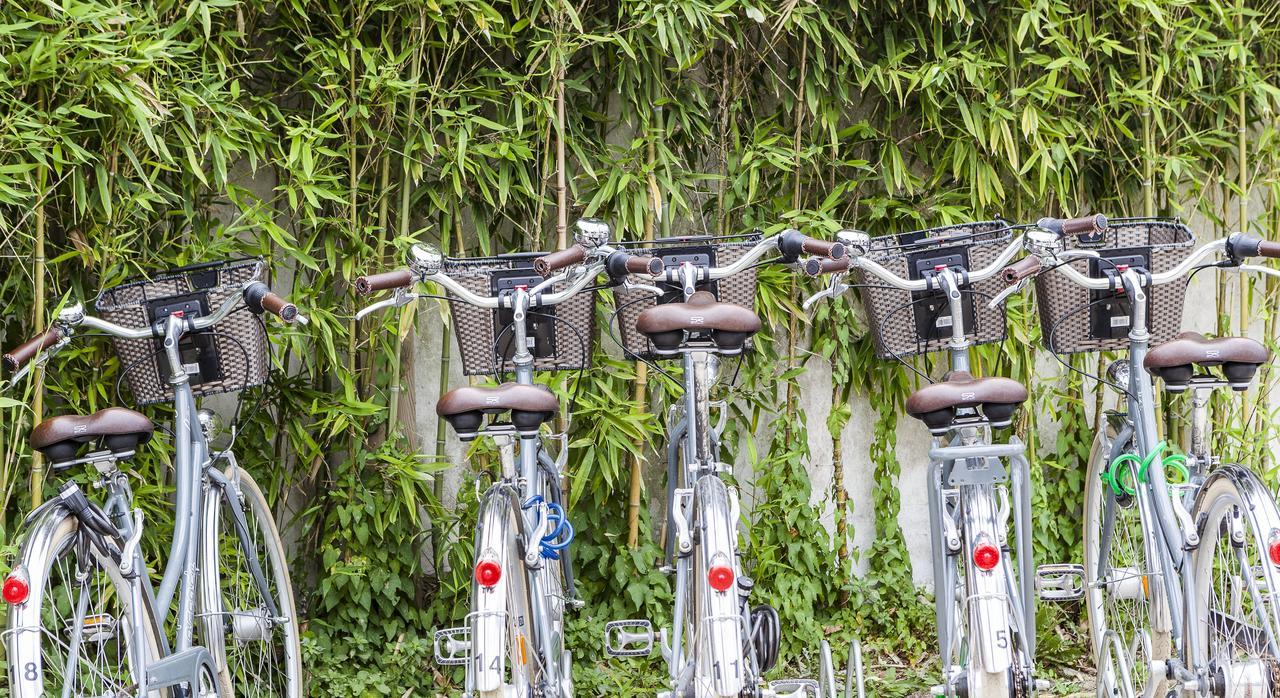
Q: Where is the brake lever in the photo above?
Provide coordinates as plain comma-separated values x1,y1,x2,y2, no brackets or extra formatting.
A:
802,281,848,311
622,279,664,296
987,278,1029,310
355,288,417,321
1237,263,1280,281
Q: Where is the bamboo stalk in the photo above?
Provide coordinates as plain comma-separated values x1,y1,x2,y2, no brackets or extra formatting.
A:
783,37,808,420
1140,30,1155,218
554,31,568,251
30,164,48,507
394,12,426,432
1236,0,1249,338
626,137,659,548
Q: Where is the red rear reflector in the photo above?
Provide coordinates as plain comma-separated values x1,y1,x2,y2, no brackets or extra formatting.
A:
973,543,1000,571
1269,539,1280,567
3,570,29,605
708,565,734,592
474,560,502,588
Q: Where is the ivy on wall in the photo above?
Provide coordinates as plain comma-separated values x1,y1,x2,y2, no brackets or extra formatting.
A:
2,0,1279,695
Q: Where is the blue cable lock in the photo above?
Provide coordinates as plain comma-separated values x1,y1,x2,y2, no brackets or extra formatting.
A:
524,497,575,559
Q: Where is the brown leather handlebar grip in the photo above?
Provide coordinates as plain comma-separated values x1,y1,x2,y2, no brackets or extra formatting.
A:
1001,256,1042,284
803,257,851,277
533,244,588,277
1061,214,1108,236
1258,239,1280,259
3,326,64,373
802,237,847,260
625,255,663,275
355,269,414,296
260,292,299,323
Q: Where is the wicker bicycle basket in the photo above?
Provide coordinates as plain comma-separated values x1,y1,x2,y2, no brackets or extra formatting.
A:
443,253,596,376
608,233,763,361
1033,217,1196,354
852,221,1014,359
95,259,268,405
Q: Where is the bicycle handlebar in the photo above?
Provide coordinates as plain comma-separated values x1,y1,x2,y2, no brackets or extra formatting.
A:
534,244,588,277
1036,214,1108,237
244,282,300,323
355,269,415,296
778,229,846,260
1001,256,1042,284
802,257,851,277
830,235,1026,292
4,281,302,374
3,327,65,372
606,250,663,277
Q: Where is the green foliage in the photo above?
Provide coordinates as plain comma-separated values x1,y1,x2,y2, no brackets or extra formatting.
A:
2,0,1280,693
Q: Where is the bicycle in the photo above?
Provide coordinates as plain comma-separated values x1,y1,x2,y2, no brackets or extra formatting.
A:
993,216,1280,696
803,220,1047,697
2,259,304,697
596,228,845,698
354,219,660,698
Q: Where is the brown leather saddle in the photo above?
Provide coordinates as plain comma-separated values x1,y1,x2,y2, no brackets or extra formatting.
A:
437,383,559,439
634,291,761,355
905,371,1028,434
31,407,155,465
1144,332,1270,391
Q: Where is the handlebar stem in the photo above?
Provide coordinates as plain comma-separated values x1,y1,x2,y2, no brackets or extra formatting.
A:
935,270,971,372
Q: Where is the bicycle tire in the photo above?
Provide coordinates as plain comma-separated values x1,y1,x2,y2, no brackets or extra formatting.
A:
537,470,573,698
471,488,535,698
6,507,163,697
1082,427,1170,697
956,484,1013,698
690,475,746,698
198,466,303,698
1187,465,1280,691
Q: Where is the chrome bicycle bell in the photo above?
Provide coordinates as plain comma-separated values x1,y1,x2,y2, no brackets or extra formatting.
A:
407,243,443,276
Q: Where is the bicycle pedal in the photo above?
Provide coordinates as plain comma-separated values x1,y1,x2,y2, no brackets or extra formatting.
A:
603,619,654,658
433,626,471,665
768,679,819,698
1035,563,1085,601
67,613,117,643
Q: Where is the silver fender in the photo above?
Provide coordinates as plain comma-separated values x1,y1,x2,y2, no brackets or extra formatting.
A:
470,491,529,696
1191,464,1280,649
961,485,1013,677
693,476,745,697
5,504,160,696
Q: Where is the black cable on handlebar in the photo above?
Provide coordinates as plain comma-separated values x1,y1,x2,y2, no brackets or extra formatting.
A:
604,295,682,388
1044,298,1138,403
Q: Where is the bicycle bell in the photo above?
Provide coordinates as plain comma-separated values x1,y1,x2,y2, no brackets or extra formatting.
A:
407,243,444,276
573,218,611,248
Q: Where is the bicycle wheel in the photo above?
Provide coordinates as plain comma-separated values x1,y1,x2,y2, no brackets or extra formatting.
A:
690,475,746,698
470,488,534,698
1082,428,1169,697
956,485,1012,698
1188,466,1280,694
198,466,302,698
537,472,572,697
6,508,161,697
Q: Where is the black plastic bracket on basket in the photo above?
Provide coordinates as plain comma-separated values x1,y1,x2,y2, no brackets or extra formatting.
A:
907,249,976,343
491,266,558,361
651,245,718,305
1087,249,1150,340
146,293,223,387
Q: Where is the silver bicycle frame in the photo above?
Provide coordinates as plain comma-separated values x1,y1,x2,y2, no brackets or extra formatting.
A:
925,270,1036,693
8,295,279,696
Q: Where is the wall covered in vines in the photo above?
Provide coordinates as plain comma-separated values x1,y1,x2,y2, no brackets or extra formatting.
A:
2,0,1279,695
